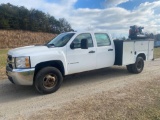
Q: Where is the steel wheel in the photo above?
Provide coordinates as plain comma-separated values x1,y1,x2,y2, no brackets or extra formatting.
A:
132,57,144,74
137,60,143,71
34,67,63,94
43,74,57,89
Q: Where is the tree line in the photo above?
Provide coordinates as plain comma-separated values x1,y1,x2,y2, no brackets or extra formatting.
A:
0,3,73,33
154,34,160,41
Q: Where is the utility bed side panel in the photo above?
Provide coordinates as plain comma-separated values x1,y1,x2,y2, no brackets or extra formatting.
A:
114,39,154,66
123,42,135,65
134,40,154,61
135,41,148,52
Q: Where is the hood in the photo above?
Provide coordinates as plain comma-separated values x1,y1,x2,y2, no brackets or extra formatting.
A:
8,45,53,57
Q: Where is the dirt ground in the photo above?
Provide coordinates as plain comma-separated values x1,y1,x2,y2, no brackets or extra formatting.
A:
0,59,160,120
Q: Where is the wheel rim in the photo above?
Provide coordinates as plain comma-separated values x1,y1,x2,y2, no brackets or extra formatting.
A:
43,74,57,89
137,60,143,70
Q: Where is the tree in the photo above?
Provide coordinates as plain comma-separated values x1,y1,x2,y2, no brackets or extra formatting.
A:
0,3,74,33
59,18,72,32
0,18,10,29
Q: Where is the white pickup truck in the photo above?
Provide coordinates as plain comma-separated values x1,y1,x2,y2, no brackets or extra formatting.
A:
6,31,154,94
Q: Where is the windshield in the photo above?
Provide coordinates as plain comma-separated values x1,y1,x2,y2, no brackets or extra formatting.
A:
47,33,75,47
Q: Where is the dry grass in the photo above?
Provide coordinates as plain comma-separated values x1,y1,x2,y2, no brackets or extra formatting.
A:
0,30,56,79
27,76,160,120
0,30,56,49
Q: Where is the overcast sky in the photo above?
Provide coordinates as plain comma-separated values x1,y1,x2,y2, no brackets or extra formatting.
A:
0,0,160,38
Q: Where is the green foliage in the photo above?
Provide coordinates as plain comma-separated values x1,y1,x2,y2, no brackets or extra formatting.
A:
154,47,160,59
0,3,74,33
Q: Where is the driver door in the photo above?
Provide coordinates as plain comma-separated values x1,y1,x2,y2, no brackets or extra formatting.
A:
67,33,96,74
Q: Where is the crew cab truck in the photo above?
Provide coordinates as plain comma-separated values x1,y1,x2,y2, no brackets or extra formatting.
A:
6,31,154,94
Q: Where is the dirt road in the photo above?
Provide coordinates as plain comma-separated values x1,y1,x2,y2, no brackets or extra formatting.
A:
0,59,160,120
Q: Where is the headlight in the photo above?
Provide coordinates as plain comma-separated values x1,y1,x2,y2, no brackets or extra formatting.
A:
15,56,30,68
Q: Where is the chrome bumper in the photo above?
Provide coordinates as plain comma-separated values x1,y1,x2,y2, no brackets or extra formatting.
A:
6,65,35,85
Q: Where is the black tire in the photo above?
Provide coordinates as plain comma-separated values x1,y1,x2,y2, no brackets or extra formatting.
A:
132,57,144,74
34,67,63,94
126,64,133,73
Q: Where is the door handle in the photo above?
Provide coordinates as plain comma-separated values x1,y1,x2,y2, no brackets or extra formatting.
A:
108,49,113,51
89,51,95,53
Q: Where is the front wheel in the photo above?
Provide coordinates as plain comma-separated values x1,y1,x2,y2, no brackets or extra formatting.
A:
34,67,63,94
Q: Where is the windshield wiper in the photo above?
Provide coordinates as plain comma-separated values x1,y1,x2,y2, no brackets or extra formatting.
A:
48,43,55,46
46,43,56,47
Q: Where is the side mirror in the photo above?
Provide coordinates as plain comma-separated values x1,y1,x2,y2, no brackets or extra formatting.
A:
70,43,75,49
81,39,88,49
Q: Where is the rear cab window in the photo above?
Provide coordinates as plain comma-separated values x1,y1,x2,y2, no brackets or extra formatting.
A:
94,33,111,47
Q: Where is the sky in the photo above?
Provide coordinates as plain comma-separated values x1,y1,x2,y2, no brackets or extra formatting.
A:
0,0,160,38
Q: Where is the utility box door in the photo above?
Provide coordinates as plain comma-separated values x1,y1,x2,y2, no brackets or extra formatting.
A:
148,41,154,60
135,41,148,52
122,42,135,65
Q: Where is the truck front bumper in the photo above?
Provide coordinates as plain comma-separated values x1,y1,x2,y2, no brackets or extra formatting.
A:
6,66,35,85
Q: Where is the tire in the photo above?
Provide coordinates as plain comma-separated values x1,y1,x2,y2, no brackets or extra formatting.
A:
132,57,144,74
126,64,133,73
34,67,63,94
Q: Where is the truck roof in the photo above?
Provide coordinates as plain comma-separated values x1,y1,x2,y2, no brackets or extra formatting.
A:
66,31,109,34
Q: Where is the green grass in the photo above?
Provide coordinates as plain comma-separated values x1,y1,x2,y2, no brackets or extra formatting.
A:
0,49,9,54
154,47,160,59
0,49,8,66
0,49,9,79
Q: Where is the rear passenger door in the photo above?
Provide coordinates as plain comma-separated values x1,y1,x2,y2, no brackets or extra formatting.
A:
94,33,115,69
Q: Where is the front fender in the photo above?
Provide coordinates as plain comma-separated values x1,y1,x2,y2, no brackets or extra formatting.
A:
30,50,67,75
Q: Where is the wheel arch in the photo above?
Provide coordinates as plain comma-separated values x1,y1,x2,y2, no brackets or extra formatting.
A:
137,53,146,61
34,60,65,81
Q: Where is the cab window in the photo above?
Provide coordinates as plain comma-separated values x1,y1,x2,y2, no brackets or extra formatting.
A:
72,33,93,49
94,33,111,47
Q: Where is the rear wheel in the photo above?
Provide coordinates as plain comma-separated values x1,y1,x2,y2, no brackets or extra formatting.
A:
132,57,144,74
34,67,63,94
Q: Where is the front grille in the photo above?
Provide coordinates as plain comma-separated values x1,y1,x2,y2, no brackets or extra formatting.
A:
7,55,13,69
